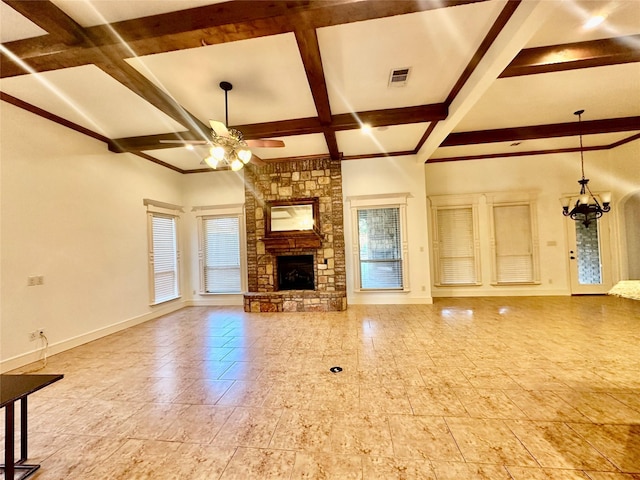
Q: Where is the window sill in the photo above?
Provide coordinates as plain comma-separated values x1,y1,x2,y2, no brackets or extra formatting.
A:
199,291,244,296
490,281,542,286
354,288,410,293
150,296,182,306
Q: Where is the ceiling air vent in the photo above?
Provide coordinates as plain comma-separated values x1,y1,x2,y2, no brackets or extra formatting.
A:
389,67,411,87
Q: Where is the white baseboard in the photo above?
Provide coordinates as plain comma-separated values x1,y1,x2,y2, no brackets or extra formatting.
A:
1,300,186,373
347,294,433,305
431,288,571,297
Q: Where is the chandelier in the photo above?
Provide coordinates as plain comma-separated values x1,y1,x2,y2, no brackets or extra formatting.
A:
561,109,611,227
203,81,252,172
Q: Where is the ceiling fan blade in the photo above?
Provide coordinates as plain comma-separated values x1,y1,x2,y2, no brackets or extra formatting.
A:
159,140,208,145
246,139,285,148
209,120,229,137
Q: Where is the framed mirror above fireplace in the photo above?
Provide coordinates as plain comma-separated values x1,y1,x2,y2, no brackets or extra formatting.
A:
263,198,322,249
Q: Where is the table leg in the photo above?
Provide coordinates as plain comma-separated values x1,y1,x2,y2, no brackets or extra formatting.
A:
4,401,15,480
19,397,28,464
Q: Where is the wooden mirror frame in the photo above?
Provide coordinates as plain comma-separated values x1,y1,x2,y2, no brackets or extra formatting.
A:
265,198,320,238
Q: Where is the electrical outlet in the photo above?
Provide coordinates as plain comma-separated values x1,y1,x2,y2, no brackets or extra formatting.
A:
28,276,37,286
28,329,45,341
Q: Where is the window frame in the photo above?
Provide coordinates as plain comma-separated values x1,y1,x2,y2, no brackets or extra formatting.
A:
348,193,410,292
145,199,183,305
194,204,247,295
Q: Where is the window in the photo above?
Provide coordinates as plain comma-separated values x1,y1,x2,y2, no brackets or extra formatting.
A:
145,200,182,305
349,194,410,291
358,208,403,289
429,194,481,287
195,204,246,294
435,207,479,285
202,216,242,293
490,201,540,284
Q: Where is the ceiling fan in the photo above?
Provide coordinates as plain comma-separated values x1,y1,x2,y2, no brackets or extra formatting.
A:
160,81,284,170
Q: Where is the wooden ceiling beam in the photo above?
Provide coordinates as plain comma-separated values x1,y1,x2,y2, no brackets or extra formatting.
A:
294,27,332,125
441,116,640,147
294,25,338,159
332,104,448,130
236,117,324,139
500,34,640,78
429,133,640,163
111,102,450,152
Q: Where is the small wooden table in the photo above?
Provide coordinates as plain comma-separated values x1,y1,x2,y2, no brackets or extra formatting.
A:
1,374,63,480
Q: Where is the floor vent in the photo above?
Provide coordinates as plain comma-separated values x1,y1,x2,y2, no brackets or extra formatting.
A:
389,67,411,87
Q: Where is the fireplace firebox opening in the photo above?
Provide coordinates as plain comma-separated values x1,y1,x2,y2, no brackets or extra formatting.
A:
277,255,314,290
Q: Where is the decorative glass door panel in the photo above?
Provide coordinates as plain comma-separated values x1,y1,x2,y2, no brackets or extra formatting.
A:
567,216,612,294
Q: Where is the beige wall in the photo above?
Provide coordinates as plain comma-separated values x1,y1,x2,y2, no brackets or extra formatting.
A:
180,169,247,306
341,155,432,304
1,104,185,371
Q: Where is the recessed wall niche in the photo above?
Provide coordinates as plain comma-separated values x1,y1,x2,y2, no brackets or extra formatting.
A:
243,157,347,312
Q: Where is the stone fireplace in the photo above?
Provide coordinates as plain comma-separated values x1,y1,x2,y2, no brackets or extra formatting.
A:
243,157,347,312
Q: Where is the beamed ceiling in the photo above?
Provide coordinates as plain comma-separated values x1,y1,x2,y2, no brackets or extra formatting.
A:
1,0,639,173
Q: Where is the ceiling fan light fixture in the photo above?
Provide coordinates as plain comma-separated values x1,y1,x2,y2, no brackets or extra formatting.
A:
237,148,252,164
230,158,244,171
204,156,220,169
211,145,226,161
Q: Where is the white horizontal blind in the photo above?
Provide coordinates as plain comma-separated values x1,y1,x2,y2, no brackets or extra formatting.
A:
203,216,241,293
358,207,403,289
151,214,179,303
437,207,476,285
494,205,533,283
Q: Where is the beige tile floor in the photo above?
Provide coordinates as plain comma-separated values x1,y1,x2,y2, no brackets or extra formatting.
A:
3,296,640,479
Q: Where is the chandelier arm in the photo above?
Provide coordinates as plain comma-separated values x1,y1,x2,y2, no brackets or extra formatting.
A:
584,182,603,209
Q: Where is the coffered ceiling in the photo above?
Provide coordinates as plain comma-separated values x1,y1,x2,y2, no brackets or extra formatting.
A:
1,0,639,173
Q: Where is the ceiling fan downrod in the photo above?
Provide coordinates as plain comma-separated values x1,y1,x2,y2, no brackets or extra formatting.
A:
220,81,233,127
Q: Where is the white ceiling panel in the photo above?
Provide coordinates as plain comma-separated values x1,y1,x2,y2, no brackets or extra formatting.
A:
251,134,328,160
526,0,640,48
0,65,185,138
0,3,47,42
453,62,640,132
337,123,429,157
317,1,506,114
50,0,224,27
431,131,638,160
126,33,317,126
